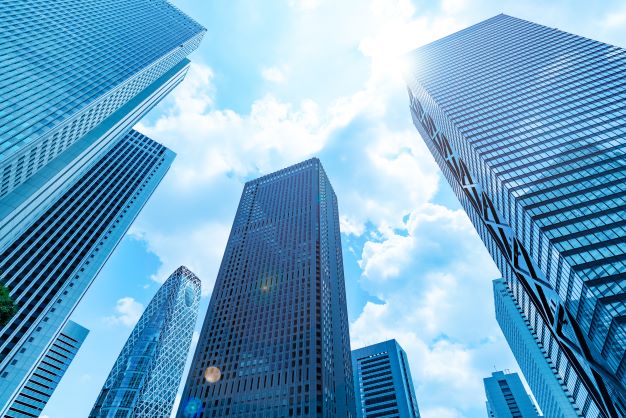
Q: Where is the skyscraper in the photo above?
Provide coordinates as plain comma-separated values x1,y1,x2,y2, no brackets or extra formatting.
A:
494,279,581,417
0,0,205,249
0,130,176,413
90,266,201,418
0,0,204,412
484,371,540,418
177,158,356,418
406,14,626,417
352,339,420,418
5,320,89,418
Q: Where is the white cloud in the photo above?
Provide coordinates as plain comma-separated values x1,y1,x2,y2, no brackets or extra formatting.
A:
288,0,321,12
129,222,230,297
137,65,333,191
359,232,413,280
441,0,469,14
602,5,626,29
130,2,517,416
350,200,514,413
103,297,144,327
422,407,467,418
261,66,287,83
339,215,365,236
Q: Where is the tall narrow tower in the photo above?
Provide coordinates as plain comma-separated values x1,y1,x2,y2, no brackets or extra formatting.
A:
90,267,201,418
407,14,626,417
0,131,175,413
178,158,356,418
484,371,540,418
352,339,421,418
0,0,205,412
8,320,89,417
493,279,581,417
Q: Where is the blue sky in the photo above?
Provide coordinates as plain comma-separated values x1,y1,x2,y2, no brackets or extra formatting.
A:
42,1,626,417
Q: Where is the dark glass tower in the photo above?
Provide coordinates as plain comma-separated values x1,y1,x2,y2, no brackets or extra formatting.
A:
407,14,626,417
178,158,356,418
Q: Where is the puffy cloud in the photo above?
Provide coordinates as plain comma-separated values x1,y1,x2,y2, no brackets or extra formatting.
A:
103,297,144,328
130,1,519,416
441,0,469,14
137,64,334,191
350,201,518,413
359,232,413,280
261,66,288,83
129,222,230,297
602,4,626,29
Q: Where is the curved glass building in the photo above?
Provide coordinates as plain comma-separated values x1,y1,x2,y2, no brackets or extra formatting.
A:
90,266,201,418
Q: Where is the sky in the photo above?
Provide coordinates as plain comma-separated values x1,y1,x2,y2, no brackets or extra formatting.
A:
41,1,626,417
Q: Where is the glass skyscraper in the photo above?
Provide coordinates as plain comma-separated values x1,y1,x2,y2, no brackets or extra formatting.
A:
177,158,356,418
352,339,420,418
407,14,626,417
90,266,201,418
0,130,176,414
0,0,205,250
0,0,204,197
0,0,204,413
6,320,89,418
484,371,540,418
494,278,581,417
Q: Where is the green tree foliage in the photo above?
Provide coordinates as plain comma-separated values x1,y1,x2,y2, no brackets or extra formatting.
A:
0,283,16,327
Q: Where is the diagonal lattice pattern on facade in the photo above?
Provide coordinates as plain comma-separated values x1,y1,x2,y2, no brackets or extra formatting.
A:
407,14,626,417
90,266,201,418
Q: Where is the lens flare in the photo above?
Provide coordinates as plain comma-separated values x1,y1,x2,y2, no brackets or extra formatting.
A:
182,397,203,418
204,366,221,383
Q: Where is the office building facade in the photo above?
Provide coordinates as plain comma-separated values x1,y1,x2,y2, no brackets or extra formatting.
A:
5,320,89,418
407,14,626,417
494,278,581,417
0,0,204,412
0,0,204,253
484,371,540,418
90,266,201,417
0,0,204,204
0,130,176,413
178,158,356,418
352,339,420,418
